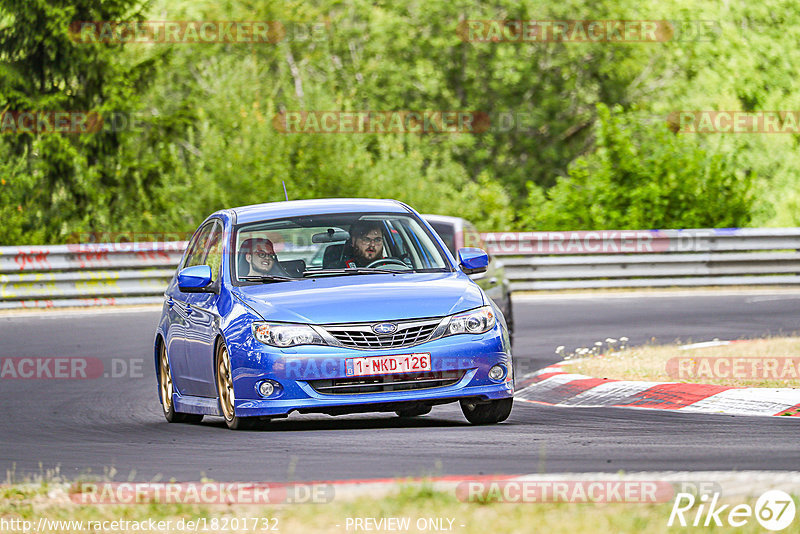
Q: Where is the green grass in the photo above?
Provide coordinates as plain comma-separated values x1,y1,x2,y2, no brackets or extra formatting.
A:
2,480,798,533
568,336,800,388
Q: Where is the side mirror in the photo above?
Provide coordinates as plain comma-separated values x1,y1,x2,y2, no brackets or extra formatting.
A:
177,265,214,293
458,247,489,275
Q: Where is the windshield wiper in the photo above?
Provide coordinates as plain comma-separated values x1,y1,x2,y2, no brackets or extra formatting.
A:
302,268,407,278
240,275,297,283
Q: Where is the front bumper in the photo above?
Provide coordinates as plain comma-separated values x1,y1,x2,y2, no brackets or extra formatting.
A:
230,324,513,417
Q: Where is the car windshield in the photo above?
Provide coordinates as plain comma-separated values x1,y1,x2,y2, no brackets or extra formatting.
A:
234,212,450,282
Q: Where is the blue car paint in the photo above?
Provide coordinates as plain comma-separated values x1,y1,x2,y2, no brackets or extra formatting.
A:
457,247,490,273
176,265,213,290
154,199,513,419
233,272,484,323
230,323,512,417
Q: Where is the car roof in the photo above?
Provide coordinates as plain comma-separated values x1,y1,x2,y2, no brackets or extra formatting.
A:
228,198,411,224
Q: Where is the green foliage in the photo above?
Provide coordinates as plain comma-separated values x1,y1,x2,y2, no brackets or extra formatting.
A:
2,0,788,244
136,1,518,233
531,104,752,229
0,144,44,244
0,0,194,243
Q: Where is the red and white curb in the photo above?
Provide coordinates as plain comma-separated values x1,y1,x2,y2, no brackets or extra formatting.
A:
515,363,800,417
30,471,800,503
316,471,800,501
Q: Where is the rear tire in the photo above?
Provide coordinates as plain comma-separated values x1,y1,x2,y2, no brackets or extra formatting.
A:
215,342,262,430
159,342,203,424
395,405,432,418
460,398,513,425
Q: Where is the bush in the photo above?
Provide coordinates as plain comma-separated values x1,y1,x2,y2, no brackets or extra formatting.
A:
530,104,753,230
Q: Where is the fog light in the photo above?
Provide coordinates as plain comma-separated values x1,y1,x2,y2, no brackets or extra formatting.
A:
258,381,275,397
488,365,505,381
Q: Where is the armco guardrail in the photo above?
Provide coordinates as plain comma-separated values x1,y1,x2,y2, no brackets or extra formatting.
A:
1,228,799,309
0,242,187,309
482,228,800,291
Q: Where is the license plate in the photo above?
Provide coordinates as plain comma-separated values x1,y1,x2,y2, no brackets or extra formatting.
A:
345,353,431,377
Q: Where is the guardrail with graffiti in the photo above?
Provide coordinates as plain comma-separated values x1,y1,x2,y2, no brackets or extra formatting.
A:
2,228,799,308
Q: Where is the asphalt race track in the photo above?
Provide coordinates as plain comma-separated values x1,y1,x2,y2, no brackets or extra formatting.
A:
2,291,800,482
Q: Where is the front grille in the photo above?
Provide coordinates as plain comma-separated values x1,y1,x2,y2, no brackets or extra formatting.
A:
308,370,464,395
322,318,442,349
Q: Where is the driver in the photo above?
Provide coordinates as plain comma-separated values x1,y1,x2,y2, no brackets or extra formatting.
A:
343,220,385,267
241,238,291,277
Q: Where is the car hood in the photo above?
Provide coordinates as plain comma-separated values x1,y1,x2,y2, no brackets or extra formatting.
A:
232,272,485,324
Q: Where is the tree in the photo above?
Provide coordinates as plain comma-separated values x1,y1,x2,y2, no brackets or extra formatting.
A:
0,0,188,243
531,104,753,230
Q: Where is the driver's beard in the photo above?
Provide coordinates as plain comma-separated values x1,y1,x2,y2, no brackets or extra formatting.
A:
355,248,380,266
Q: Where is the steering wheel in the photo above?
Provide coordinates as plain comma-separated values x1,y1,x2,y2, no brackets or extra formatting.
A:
365,258,409,269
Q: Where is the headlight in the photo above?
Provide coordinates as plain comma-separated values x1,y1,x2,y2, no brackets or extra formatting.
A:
252,322,325,347
446,306,496,336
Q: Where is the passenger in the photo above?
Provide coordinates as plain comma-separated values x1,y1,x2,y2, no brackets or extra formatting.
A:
241,238,291,277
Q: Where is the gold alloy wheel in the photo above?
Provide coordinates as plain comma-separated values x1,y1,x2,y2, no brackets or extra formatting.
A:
159,344,173,413
216,345,235,420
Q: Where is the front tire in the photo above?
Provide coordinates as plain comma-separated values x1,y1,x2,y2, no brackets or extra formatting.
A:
159,343,203,424
460,398,513,425
215,342,261,430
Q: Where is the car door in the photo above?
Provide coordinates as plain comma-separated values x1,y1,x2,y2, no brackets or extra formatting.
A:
162,276,187,393
183,220,224,397
170,221,215,395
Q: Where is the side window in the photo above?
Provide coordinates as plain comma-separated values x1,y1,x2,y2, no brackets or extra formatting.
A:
383,220,405,258
183,223,214,269
430,222,456,255
204,223,224,282
182,220,224,283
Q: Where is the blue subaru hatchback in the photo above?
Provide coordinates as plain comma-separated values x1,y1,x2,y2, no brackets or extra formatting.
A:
155,199,513,429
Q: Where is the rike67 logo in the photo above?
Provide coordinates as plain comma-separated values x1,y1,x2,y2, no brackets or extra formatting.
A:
669,490,796,531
